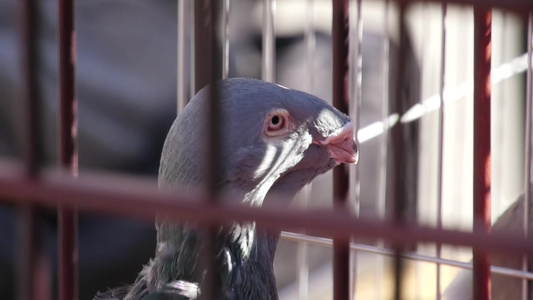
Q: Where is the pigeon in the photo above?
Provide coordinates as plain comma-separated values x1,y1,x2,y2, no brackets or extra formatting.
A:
442,191,533,300
94,78,358,300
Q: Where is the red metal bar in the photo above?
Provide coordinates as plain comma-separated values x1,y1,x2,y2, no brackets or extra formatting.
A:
332,0,350,299
58,0,77,171
2,163,533,257
17,0,43,299
194,0,221,94
193,0,221,196
389,3,409,300
58,1,78,300
16,205,37,300
19,0,39,176
194,1,221,298
399,0,532,13
473,8,492,300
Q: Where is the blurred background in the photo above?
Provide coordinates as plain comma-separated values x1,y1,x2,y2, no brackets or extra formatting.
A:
0,0,528,299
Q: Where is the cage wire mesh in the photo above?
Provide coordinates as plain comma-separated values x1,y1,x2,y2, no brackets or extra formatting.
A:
1,0,533,300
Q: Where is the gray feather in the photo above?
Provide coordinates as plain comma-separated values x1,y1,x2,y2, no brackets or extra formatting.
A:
442,193,533,300
95,78,356,300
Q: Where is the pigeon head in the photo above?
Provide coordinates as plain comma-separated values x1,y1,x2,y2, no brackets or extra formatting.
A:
153,77,357,299
96,78,358,300
158,77,358,207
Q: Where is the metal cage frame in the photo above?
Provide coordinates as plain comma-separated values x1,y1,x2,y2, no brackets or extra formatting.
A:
3,0,533,299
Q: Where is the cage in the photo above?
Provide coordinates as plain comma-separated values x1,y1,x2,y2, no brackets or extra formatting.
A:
1,0,533,299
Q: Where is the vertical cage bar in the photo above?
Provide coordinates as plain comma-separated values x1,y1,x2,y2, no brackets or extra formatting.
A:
58,0,77,172
351,0,363,217
522,11,533,300
390,3,408,300
58,0,78,299
436,3,447,299
332,0,350,299
194,1,221,299
305,0,315,95
375,0,390,297
177,0,191,113
262,0,275,82
194,0,220,93
188,2,195,101
19,0,40,176
472,8,492,300
17,207,38,300
17,0,42,299
222,0,230,79
349,0,363,297
296,1,315,299
296,234,309,300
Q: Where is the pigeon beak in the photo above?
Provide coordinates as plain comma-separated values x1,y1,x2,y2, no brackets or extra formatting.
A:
314,122,359,164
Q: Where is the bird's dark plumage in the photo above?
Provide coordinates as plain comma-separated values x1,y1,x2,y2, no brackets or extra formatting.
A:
95,78,358,300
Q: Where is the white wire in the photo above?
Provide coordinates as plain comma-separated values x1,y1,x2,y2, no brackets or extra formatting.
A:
295,1,315,299
435,3,447,299
177,0,190,115
522,12,533,300
262,0,276,83
280,231,533,281
348,0,363,296
222,0,231,79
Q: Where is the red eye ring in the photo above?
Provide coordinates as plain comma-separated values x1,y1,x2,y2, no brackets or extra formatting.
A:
264,109,291,137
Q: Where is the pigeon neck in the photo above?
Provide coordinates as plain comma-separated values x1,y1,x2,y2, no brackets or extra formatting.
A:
222,224,280,299
154,222,281,299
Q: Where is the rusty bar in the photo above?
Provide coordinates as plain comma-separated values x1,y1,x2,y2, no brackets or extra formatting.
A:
3,163,533,257
375,1,390,296
332,0,350,299
436,3,447,299
389,3,409,300
58,0,78,299
194,0,220,93
193,0,208,94
473,8,492,300
402,0,532,13
194,1,221,299
58,0,77,171
19,0,39,176
16,205,36,300
523,11,533,300
17,0,43,299
58,211,77,300
391,0,408,232
17,207,50,300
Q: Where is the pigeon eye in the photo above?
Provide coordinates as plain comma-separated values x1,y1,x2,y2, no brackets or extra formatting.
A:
264,109,291,137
